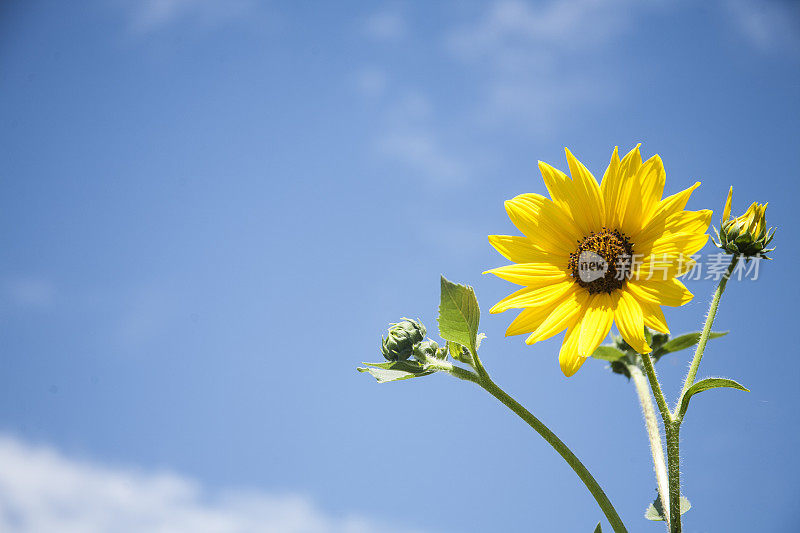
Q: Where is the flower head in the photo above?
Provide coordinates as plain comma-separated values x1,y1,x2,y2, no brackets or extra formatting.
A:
713,187,774,258
485,146,711,376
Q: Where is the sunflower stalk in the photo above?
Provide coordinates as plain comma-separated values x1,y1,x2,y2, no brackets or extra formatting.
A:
447,349,629,533
638,255,739,533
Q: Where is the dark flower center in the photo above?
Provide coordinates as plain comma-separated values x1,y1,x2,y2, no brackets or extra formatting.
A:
568,228,634,294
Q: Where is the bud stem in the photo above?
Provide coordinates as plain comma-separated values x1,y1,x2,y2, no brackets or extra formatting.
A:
636,254,739,533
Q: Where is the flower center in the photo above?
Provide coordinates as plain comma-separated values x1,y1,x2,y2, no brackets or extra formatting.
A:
568,228,634,294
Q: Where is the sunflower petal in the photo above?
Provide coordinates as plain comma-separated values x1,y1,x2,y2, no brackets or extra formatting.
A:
525,287,587,344
614,290,651,354
489,281,575,313
565,148,605,231
484,263,570,286
504,194,581,257
559,322,588,377
578,293,614,356
639,299,670,334
627,278,694,307
488,235,552,263
505,302,562,337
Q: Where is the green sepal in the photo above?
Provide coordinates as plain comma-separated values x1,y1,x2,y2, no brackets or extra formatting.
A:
593,522,602,533
677,377,749,418
438,276,480,355
357,360,435,383
652,331,728,361
644,494,691,521
591,345,627,361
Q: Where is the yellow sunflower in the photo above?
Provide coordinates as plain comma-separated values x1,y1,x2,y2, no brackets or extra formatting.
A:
485,146,711,376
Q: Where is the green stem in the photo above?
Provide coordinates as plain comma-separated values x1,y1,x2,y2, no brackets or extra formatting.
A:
640,353,672,425
642,254,738,533
450,366,628,533
628,363,670,530
665,421,681,533
677,255,739,412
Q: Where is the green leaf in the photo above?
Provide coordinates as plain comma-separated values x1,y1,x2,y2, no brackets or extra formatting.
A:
644,494,691,521
593,522,602,533
591,345,626,361
357,361,434,383
654,331,728,360
438,276,480,354
678,377,749,418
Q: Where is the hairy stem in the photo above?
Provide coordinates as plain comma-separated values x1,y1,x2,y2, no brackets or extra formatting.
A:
665,422,681,533
677,255,739,413
629,363,670,529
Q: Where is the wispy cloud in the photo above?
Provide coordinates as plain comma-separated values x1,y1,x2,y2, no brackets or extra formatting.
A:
445,0,641,130
724,0,800,53
371,92,468,185
0,434,426,533
363,7,407,42
127,0,256,34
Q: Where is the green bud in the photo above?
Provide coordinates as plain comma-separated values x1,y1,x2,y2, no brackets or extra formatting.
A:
713,187,775,258
381,318,426,361
412,339,445,363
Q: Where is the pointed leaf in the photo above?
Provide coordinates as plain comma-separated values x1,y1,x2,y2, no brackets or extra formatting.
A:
678,377,749,418
655,331,728,358
357,360,434,383
593,522,602,533
438,276,480,354
592,345,626,361
645,494,691,521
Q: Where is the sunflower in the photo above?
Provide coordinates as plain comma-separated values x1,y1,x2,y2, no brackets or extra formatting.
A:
485,146,711,376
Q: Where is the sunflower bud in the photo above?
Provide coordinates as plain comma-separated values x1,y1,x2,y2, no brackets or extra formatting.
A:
713,187,775,258
412,339,447,363
381,318,426,361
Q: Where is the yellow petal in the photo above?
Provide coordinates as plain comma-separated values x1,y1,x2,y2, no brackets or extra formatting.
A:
620,155,666,236
648,232,709,258
505,301,562,336
635,254,697,280
636,210,711,256
627,277,694,307
525,287,587,344
578,293,614,356
613,290,651,354
483,263,570,286
565,148,605,231
722,186,733,222
488,235,553,263
559,322,588,377
504,194,580,257
489,280,576,314
630,181,701,243
604,144,643,231
639,299,670,334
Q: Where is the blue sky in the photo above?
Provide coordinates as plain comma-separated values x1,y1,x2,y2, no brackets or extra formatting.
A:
0,0,798,531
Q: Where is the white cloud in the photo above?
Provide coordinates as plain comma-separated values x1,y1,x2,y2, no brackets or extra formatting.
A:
0,434,426,533
363,8,407,42
372,93,467,184
354,68,389,98
724,0,800,53
127,0,256,34
445,0,642,129
3,278,55,309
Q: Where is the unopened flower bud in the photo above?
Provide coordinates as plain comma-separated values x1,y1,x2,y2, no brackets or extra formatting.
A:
412,339,443,363
714,187,775,258
381,318,426,361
